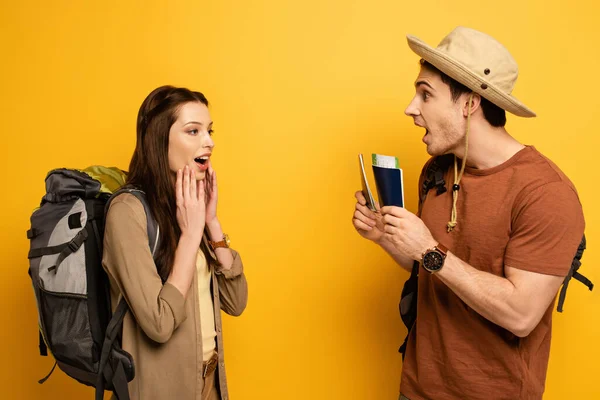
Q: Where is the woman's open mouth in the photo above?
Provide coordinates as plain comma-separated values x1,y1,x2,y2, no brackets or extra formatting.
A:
194,155,210,171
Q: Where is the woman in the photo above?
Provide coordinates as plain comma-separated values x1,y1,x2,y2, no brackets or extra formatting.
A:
103,85,248,400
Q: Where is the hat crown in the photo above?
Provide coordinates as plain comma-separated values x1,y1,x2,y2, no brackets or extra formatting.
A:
437,27,518,94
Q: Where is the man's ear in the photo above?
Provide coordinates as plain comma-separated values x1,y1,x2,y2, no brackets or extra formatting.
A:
462,93,482,117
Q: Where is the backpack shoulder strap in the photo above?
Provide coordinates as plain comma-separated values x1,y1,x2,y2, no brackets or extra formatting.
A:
105,187,159,256
419,155,452,214
95,298,130,400
557,234,593,312
96,187,159,400
400,155,454,358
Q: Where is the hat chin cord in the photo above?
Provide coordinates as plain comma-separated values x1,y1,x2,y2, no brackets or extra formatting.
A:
447,93,474,233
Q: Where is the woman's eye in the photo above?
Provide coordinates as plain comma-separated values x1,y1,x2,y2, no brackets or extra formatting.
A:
188,129,198,135
208,129,214,136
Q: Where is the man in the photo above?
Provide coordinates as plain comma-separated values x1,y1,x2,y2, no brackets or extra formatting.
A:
352,27,584,399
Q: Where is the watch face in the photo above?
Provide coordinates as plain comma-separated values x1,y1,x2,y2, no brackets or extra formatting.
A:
423,251,444,271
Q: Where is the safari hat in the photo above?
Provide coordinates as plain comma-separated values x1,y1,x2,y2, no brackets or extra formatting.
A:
407,27,535,118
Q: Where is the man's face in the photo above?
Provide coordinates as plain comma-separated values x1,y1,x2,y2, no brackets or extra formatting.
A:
404,66,466,156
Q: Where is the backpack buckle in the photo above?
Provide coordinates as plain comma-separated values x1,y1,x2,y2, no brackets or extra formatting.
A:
68,241,80,252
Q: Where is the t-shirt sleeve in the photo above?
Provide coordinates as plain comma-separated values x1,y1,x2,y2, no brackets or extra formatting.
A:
504,182,585,276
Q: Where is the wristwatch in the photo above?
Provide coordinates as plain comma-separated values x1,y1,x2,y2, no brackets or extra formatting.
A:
421,243,448,273
208,234,230,251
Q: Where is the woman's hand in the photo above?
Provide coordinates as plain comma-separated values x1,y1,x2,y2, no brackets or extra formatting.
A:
175,165,206,241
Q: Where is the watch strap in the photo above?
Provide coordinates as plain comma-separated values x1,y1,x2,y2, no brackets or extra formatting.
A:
436,243,448,256
208,234,230,250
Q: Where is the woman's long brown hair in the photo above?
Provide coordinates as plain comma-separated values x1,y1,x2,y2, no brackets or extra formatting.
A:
126,85,209,281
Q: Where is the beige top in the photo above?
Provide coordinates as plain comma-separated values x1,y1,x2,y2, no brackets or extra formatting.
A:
196,249,216,361
102,193,248,400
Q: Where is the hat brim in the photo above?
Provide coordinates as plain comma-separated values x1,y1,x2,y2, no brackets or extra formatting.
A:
407,35,536,118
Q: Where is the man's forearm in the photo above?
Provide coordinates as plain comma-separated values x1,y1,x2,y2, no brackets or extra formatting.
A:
378,225,537,333
437,252,543,337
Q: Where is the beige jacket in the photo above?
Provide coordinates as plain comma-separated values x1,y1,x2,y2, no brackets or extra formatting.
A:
102,193,248,400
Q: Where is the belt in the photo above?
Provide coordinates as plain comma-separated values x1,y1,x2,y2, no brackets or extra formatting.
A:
202,352,219,378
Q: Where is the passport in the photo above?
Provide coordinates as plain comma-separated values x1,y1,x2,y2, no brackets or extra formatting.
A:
358,153,405,209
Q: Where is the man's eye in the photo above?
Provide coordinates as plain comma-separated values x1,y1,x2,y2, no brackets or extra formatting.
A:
422,92,431,101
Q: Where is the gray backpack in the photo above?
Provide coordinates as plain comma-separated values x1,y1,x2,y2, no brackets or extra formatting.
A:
27,167,158,400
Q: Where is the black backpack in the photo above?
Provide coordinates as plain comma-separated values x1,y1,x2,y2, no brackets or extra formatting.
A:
398,156,594,359
27,167,159,400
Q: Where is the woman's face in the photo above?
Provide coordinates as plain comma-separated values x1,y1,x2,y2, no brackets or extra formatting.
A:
168,101,214,180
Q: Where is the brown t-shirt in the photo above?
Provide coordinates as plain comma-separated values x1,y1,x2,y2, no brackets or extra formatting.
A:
400,146,585,400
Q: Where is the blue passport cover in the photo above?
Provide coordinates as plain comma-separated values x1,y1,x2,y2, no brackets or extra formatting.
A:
372,165,404,207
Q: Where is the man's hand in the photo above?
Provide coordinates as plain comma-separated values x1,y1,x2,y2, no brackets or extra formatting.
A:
381,206,437,261
352,191,385,243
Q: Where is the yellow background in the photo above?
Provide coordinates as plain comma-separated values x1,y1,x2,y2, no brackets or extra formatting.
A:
1,1,598,399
